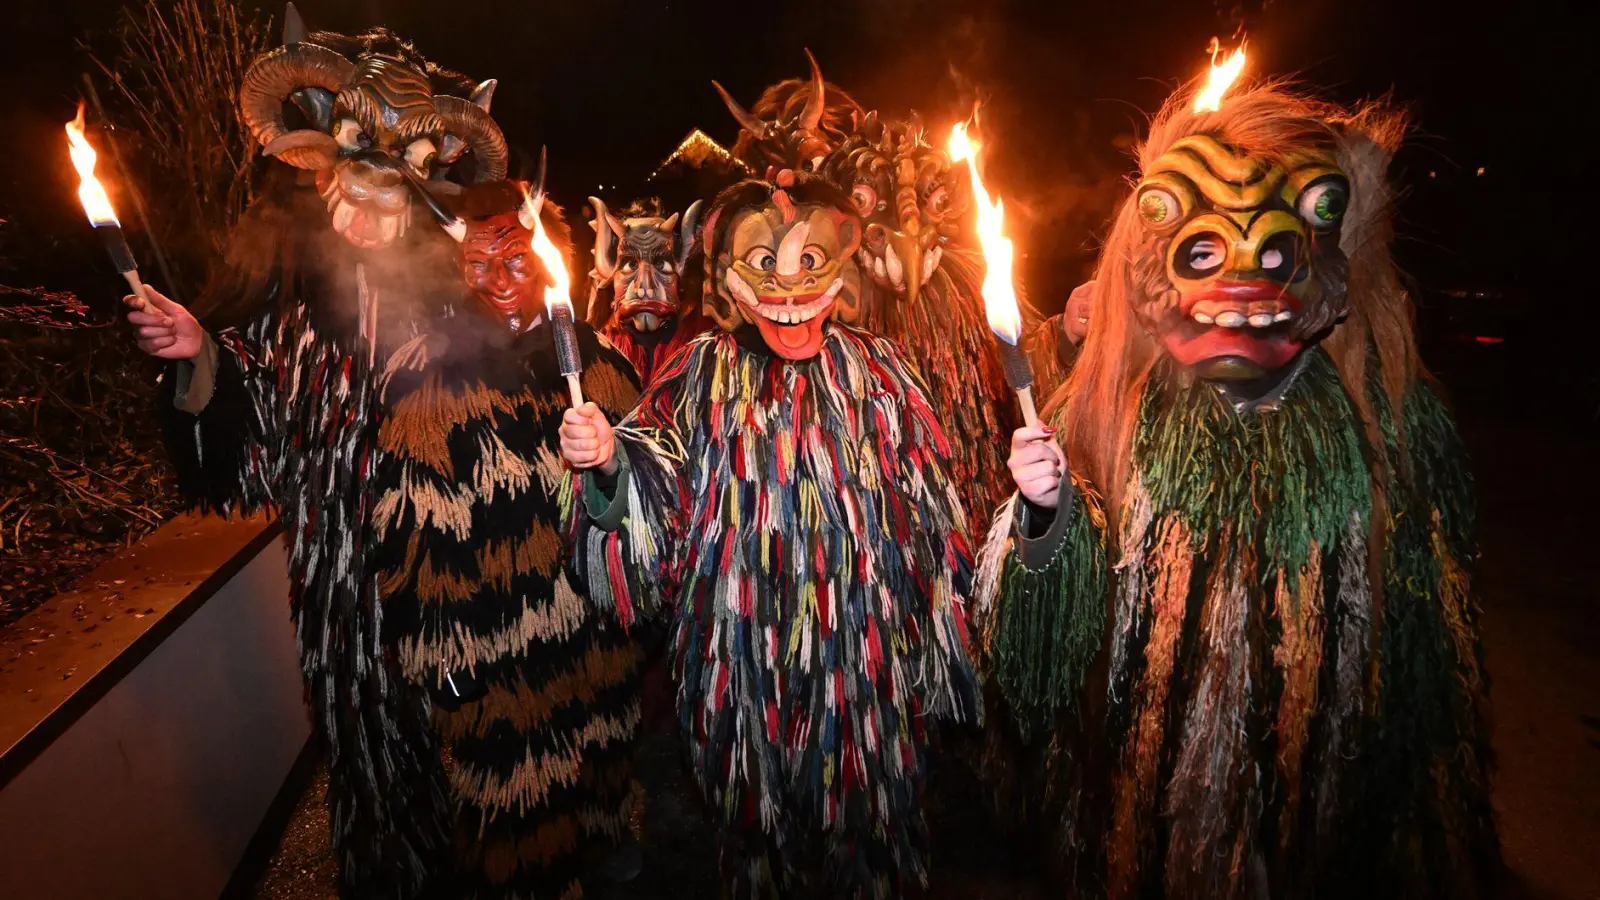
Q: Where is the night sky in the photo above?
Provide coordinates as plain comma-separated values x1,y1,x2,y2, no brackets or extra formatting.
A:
0,0,1578,324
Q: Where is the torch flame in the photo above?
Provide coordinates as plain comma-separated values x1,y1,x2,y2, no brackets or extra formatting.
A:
948,121,1022,344
1193,38,1247,114
65,102,119,227
523,189,573,315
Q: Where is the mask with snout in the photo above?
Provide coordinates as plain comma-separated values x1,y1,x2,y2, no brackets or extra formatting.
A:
238,8,507,250
589,198,702,336
829,112,969,314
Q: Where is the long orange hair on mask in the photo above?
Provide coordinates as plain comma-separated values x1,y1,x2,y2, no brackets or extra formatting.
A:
1050,82,1416,523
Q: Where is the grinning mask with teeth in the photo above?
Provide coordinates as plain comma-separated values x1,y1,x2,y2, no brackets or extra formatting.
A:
238,9,507,250
450,180,567,334
1133,134,1350,384
460,211,545,333
703,175,862,360
827,112,969,313
588,197,702,336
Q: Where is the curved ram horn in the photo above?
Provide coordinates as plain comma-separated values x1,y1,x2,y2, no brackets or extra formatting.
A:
262,130,338,170
434,95,508,182
677,199,704,270
800,49,825,131
588,196,619,281
239,42,355,161
713,80,768,137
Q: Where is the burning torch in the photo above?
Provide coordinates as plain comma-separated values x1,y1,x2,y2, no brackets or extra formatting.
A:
1193,38,1247,113
65,103,153,315
948,121,1039,428
521,170,585,408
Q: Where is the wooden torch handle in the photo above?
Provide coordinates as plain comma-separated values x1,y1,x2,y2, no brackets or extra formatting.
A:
1016,386,1041,428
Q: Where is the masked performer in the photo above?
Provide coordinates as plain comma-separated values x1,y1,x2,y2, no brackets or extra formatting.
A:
719,59,1055,536
558,172,981,898
976,83,1498,898
584,196,706,385
124,11,510,895
371,180,646,897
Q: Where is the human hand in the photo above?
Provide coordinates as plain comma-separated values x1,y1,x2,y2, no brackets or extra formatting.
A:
1008,425,1066,509
560,402,618,475
124,285,204,360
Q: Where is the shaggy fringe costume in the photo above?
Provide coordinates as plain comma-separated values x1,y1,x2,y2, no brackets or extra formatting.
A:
974,84,1498,899
564,326,981,898
373,317,644,899
159,169,464,896
158,18,512,893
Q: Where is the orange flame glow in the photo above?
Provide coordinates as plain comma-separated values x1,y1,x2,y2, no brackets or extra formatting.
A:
1193,38,1247,113
524,191,573,315
948,121,1022,344
65,102,119,227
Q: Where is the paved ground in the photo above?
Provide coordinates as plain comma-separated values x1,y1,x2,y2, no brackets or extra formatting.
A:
247,405,1600,900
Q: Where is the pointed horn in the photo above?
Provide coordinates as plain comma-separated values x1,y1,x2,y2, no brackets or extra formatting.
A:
677,199,704,270
283,2,306,45
518,186,543,232
470,78,497,113
531,146,548,203
800,49,825,131
713,80,768,137
588,196,618,280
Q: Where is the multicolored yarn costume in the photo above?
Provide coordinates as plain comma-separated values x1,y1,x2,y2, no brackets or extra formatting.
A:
373,317,644,899
564,326,982,898
975,83,1498,899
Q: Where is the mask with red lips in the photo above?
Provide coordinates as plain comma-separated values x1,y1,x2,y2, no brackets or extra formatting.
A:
703,175,862,361
460,209,547,333
1133,134,1350,387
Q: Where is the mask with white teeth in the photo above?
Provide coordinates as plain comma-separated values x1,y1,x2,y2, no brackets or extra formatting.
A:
1132,134,1351,385
703,176,862,361
827,111,968,315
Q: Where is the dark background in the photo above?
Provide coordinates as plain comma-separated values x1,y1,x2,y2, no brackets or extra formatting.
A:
2,4,1596,895
1,0,1582,391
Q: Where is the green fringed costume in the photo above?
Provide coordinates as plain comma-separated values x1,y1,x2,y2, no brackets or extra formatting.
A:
979,352,1494,897
975,84,1498,899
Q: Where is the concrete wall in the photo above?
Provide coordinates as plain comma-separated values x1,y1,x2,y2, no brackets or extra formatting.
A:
0,519,307,899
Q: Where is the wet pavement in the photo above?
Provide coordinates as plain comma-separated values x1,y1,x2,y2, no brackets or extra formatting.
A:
245,416,1600,900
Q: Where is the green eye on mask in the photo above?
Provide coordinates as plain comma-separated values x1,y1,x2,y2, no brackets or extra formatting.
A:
1297,178,1349,229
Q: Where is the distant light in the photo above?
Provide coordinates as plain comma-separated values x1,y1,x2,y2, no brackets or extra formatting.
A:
1473,335,1505,344
1476,166,1486,176
1428,171,1437,178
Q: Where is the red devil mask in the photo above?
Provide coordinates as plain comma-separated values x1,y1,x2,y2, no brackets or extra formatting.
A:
460,210,547,332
